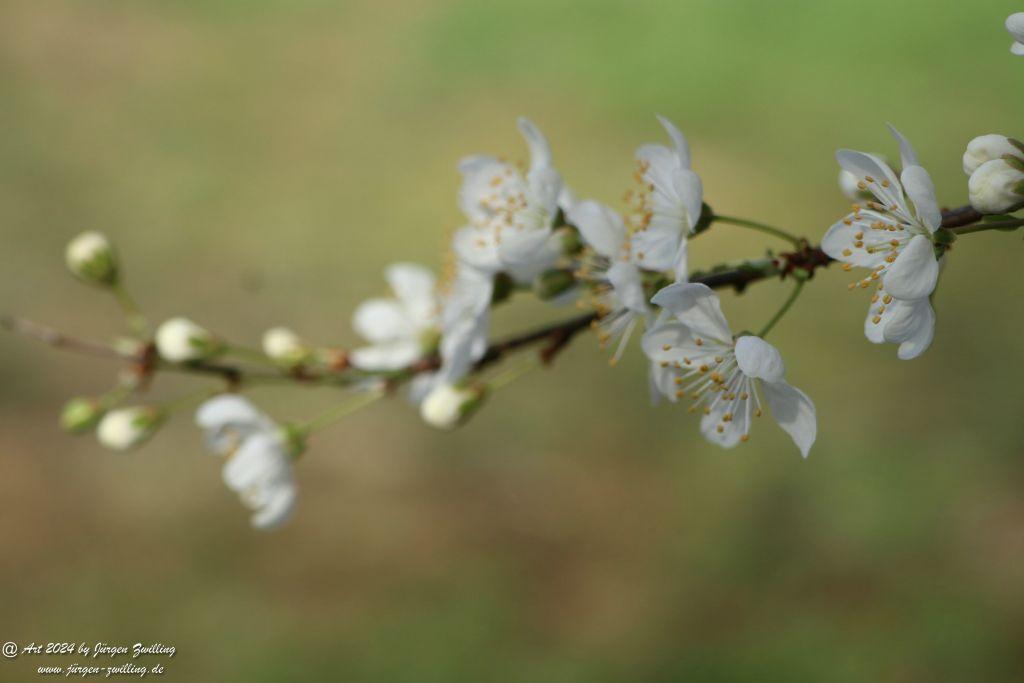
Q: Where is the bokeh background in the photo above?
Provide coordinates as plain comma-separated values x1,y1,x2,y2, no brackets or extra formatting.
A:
1,0,1023,680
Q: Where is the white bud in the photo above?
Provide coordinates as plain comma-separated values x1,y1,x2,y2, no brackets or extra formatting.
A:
1007,13,1024,54
962,134,1022,175
419,383,485,430
968,158,1024,214
261,327,308,365
96,406,162,451
155,317,220,362
65,231,118,286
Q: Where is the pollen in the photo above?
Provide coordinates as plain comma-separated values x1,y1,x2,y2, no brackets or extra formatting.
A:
865,175,874,183
842,248,852,257
740,434,750,443
872,315,882,324
662,344,671,351
695,338,704,346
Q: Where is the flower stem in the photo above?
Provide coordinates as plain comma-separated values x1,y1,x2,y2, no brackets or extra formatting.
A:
223,344,279,368
488,357,539,391
758,279,805,338
111,284,149,337
949,219,1024,236
712,215,802,247
300,389,386,435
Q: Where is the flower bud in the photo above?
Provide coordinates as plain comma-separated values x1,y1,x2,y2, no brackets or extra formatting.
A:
155,317,221,362
60,397,105,433
96,406,163,451
533,268,576,300
420,383,486,430
65,231,118,286
261,327,308,365
968,158,1024,214
962,134,1024,175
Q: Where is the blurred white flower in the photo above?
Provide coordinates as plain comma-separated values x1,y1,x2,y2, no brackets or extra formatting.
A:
420,382,486,430
65,231,118,286
196,394,298,531
261,327,308,365
1007,13,1024,55
155,317,220,362
568,199,653,363
452,118,566,283
628,115,703,280
351,263,441,371
96,406,162,451
643,283,816,457
823,126,943,358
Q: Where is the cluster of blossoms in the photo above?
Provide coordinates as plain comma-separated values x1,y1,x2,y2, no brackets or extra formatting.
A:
16,12,1022,530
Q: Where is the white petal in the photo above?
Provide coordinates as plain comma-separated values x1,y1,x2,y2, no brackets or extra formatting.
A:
527,166,562,218
517,117,553,173
883,297,935,360
631,225,679,271
883,234,938,300
734,336,785,383
567,200,626,257
762,380,817,458
350,340,424,371
196,394,268,431
452,226,501,273
641,320,723,366
655,114,691,168
650,283,732,343
886,123,919,169
900,165,941,232
250,483,296,530
385,262,436,311
352,298,415,343
606,261,648,315
498,227,554,269
699,399,748,450
1012,41,1024,55
835,150,901,195
672,168,703,233
222,433,287,492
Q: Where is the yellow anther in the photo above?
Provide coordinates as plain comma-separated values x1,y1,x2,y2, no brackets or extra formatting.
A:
872,315,882,324
740,434,750,443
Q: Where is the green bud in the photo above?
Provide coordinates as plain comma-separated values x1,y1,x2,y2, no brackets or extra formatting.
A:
933,228,957,247
533,268,577,300
60,397,105,433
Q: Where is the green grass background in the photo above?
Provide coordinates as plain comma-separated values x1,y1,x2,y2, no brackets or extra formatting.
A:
1,0,1023,680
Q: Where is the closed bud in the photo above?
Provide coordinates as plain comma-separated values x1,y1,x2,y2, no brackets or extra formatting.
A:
60,397,105,433
533,268,576,300
963,134,1023,175
419,383,486,430
155,317,221,362
65,231,118,286
96,406,163,451
968,158,1024,214
261,327,308,366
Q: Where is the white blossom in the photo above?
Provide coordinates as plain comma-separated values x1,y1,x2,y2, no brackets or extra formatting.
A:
196,394,297,530
628,115,703,280
568,199,653,363
351,263,441,371
96,406,162,451
451,118,566,283
155,317,220,362
863,287,935,361
1007,13,1024,55
65,231,117,286
643,283,816,457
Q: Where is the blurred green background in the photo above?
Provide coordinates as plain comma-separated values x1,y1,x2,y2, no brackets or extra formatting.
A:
1,0,1023,680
